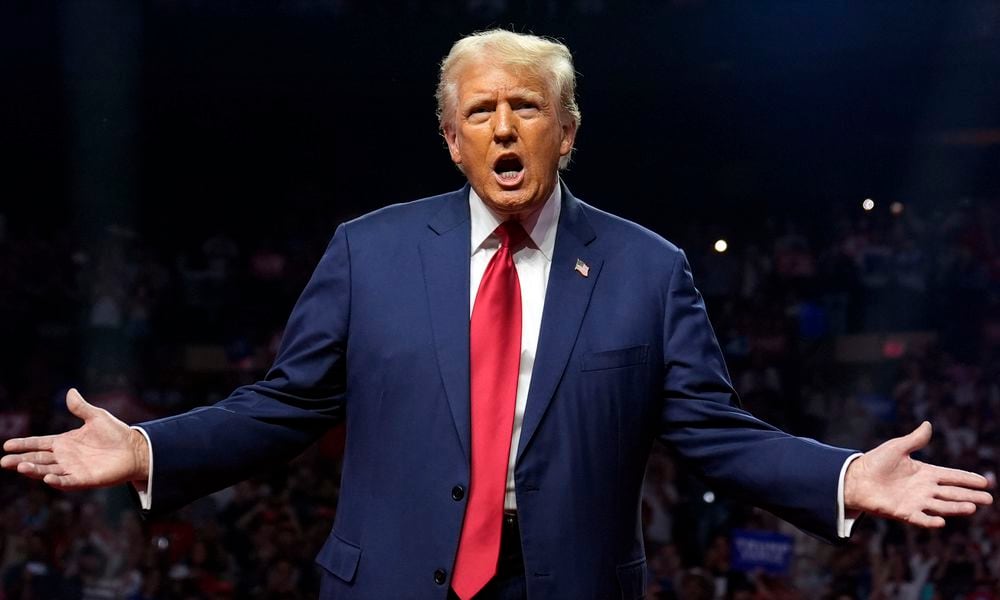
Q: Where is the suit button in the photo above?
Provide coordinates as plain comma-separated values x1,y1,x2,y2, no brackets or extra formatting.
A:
451,485,465,501
433,569,447,585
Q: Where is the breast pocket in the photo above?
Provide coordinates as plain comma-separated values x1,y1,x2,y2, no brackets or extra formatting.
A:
580,344,649,372
315,531,362,583
616,556,647,599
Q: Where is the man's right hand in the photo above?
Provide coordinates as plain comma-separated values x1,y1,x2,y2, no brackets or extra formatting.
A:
1,388,149,490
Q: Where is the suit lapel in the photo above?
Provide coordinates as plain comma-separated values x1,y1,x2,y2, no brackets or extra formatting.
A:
516,185,603,463
419,187,473,464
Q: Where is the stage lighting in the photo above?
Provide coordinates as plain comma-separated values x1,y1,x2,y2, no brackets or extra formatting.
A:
890,201,904,216
714,239,728,253
862,198,875,211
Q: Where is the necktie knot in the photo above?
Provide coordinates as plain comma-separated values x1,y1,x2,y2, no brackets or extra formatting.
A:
496,220,528,249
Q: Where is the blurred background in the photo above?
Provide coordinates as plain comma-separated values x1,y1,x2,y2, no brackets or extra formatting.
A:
1,0,999,598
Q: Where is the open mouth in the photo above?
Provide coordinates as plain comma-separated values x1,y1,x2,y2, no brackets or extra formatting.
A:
493,155,524,186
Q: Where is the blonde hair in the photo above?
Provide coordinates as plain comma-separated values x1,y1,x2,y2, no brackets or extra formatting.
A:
435,29,581,169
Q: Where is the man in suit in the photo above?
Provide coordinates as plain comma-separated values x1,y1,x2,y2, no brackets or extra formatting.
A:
2,30,992,599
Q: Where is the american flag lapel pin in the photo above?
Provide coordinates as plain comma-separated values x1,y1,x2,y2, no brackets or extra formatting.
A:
574,258,590,278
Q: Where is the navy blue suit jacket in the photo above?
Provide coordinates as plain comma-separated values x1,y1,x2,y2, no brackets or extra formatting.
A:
139,184,855,599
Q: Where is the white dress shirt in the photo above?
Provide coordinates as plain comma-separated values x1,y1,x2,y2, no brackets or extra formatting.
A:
137,181,859,537
468,184,561,511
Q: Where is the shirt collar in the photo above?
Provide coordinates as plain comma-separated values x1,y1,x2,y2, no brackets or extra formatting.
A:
468,181,561,261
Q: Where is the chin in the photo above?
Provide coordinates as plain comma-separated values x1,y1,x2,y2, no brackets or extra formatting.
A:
491,190,544,215
481,194,521,211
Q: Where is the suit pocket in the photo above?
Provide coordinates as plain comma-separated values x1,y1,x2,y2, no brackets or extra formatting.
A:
581,345,649,372
315,531,362,583
616,556,647,600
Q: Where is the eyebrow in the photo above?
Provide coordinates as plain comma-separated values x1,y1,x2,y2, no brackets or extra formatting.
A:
462,89,546,105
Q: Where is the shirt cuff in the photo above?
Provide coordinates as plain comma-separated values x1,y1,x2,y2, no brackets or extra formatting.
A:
129,426,154,511
837,452,865,538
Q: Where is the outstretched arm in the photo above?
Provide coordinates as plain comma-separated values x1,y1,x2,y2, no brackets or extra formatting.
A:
1,388,149,490
844,421,993,528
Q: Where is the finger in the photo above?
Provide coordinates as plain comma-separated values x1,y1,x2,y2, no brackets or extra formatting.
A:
0,455,25,470
43,473,82,490
924,498,978,517
16,462,67,480
2,435,57,453
908,512,946,528
18,463,66,477
0,452,57,468
932,466,990,489
898,421,932,454
15,463,48,480
66,388,101,421
935,486,994,506
0,453,24,469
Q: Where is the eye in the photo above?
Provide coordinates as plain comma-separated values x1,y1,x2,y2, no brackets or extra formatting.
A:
466,105,493,123
513,101,540,116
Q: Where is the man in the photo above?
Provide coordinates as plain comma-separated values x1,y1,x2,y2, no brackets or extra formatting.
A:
2,30,992,599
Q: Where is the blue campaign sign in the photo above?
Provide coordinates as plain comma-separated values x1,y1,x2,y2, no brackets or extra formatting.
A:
730,529,795,575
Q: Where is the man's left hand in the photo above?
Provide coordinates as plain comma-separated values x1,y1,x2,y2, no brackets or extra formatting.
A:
844,421,993,528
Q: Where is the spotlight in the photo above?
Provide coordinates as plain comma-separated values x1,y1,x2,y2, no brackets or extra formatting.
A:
703,491,716,504
890,201,904,216
714,239,728,253
862,198,875,211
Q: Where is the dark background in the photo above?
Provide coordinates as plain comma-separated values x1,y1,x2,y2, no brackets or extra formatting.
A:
4,1,999,241
2,2,999,599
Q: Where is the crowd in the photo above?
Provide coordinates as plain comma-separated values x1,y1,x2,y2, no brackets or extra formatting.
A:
0,197,997,599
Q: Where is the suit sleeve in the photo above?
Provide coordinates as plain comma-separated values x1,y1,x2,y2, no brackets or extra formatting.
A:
657,250,856,542
135,224,352,516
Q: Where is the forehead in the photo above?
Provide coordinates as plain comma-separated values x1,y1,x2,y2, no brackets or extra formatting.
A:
453,58,550,99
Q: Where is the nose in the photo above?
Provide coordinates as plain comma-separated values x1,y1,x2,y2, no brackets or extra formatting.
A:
493,103,516,143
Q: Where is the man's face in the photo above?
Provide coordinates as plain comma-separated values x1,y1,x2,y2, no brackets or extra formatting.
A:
443,58,577,219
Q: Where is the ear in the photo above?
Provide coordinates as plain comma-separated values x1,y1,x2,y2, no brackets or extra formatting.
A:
559,119,578,158
443,124,463,166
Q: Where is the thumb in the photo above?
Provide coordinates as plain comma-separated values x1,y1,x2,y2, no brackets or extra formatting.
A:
66,388,100,422
898,421,932,454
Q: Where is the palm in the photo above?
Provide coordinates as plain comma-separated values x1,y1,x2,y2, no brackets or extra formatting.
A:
1,389,144,490
845,422,993,528
47,415,136,486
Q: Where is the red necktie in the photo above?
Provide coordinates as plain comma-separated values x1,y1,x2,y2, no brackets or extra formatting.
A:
452,220,527,600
